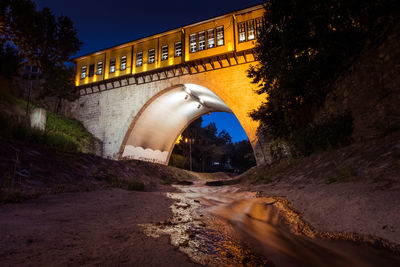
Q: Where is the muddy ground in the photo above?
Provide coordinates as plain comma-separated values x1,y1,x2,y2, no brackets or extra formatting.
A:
0,189,200,266
0,132,399,266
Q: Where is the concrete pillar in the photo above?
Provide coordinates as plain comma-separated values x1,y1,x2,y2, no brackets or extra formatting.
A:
30,108,47,131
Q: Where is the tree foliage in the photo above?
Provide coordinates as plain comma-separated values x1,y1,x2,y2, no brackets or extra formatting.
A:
1,0,81,100
249,0,398,140
171,117,256,172
0,44,21,79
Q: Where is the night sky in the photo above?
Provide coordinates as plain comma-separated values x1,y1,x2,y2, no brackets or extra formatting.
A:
33,0,265,142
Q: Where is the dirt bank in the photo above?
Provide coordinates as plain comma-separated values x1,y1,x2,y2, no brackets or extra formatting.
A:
0,138,202,265
0,138,197,201
239,131,400,247
0,188,201,266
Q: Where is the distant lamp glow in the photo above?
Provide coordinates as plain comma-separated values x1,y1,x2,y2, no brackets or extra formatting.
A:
176,134,183,144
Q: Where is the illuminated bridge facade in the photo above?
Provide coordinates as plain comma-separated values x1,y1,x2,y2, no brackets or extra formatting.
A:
68,4,267,164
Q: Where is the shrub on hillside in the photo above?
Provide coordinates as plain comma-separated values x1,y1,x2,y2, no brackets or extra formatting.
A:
0,113,79,153
290,112,354,156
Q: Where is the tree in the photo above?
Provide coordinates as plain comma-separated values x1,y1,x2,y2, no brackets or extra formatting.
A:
41,65,77,112
248,0,398,141
0,43,21,80
1,0,81,107
231,140,256,172
170,117,256,172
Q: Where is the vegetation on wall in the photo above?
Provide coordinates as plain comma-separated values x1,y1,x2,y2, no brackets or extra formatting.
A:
249,0,398,156
0,91,96,153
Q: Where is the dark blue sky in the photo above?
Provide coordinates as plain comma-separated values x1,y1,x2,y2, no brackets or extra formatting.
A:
34,0,265,142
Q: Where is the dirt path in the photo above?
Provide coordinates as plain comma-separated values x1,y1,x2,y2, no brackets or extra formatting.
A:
0,189,200,266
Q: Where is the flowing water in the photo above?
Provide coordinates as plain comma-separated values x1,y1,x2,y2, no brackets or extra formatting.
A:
140,182,400,266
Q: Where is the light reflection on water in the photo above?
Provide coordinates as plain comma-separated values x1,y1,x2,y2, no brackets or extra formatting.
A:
140,183,400,267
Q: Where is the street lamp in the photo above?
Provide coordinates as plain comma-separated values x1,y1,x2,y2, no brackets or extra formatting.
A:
185,137,194,171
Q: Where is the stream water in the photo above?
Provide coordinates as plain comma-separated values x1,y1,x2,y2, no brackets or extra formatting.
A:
140,182,400,266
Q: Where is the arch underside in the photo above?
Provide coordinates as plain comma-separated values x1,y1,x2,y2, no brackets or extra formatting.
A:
121,84,234,164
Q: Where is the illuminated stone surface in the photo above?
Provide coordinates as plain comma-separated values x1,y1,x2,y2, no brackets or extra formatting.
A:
65,63,266,164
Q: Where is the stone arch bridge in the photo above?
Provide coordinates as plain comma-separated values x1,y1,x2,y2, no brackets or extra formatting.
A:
66,50,267,165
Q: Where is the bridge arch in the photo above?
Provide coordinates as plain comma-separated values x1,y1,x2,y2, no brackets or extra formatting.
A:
118,83,239,164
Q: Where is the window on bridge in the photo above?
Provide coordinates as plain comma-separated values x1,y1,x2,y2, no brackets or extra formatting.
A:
190,34,197,53
148,49,155,64
207,29,215,48
238,22,246,42
161,45,168,60
174,42,182,57
136,52,143,66
255,17,264,39
120,56,127,70
88,64,95,77
198,31,206,51
80,66,87,79
247,20,255,41
216,26,224,46
97,62,103,75
109,59,116,73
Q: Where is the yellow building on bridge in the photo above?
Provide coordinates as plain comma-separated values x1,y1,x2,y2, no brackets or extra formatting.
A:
69,4,268,164
74,5,264,86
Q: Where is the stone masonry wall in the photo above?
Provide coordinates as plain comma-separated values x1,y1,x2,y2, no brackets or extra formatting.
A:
319,22,400,141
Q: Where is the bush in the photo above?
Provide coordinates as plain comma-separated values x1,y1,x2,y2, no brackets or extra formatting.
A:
0,190,27,203
290,112,353,156
0,113,79,153
326,165,357,184
46,111,92,141
0,92,96,153
94,168,145,191
169,154,186,169
126,180,145,191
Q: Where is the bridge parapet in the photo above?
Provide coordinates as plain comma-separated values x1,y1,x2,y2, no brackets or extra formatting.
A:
76,49,256,97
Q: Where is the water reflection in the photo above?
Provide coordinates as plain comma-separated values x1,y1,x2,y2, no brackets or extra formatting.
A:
140,183,400,266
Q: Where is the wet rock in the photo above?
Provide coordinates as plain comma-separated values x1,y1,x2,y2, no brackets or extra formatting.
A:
186,229,196,239
176,180,194,185
179,239,189,247
205,181,224,186
226,252,233,258
175,203,190,209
